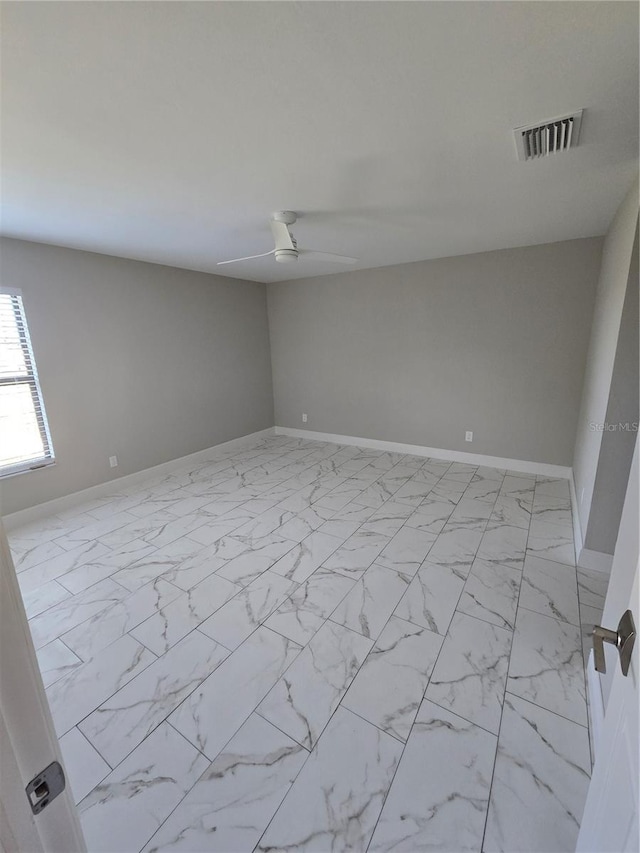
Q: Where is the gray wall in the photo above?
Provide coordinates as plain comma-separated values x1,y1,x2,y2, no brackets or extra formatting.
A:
573,177,639,542
268,238,602,466
585,225,639,554
0,238,273,515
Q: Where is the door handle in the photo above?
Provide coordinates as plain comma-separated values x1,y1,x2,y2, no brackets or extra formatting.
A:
592,609,636,676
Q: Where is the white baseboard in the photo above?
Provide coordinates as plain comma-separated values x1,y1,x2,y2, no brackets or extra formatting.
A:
570,471,584,564
586,649,604,758
2,427,275,530
275,426,572,479
578,548,614,574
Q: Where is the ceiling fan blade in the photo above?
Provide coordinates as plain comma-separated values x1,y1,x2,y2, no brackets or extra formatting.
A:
270,219,295,251
217,250,275,266
299,250,359,265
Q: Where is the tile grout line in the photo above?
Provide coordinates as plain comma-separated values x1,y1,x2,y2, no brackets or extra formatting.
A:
478,483,531,852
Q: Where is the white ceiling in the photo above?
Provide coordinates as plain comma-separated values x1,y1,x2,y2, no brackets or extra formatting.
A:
1,1,638,283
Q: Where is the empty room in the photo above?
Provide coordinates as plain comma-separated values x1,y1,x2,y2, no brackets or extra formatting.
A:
0,2,638,852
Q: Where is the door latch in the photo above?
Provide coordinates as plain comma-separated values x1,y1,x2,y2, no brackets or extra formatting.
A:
25,761,66,814
592,609,636,676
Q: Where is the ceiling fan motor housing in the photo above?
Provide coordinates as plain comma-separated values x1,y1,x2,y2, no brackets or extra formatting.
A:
217,210,357,266
274,248,298,263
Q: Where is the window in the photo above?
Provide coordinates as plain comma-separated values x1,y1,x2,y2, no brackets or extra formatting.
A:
0,289,55,477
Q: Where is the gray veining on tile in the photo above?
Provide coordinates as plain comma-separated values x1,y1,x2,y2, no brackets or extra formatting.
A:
46,634,155,737
143,714,307,853
79,630,229,766
317,517,361,541
394,560,465,635
264,602,326,646
490,494,532,530
429,477,467,505
100,510,205,551
426,611,511,733
392,471,439,506
57,539,157,594
130,573,239,656
232,507,297,541
286,567,355,619
520,553,580,625
463,473,502,503
269,530,342,583
198,570,296,649
457,557,521,630
110,537,208,592
276,503,339,542
315,481,367,511
447,497,494,531
342,615,443,741
62,577,182,660
35,638,82,687
443,462,477,482
421,458,453,477
477,523,528,569
352,479,401,508
405,500,454,535
375,526,436,577
330,563,410,640
17,540,112,594
29,578,129,650
78,723,208,853
507,607,587,725
215,534,295,586
359,500,414,536
425,526,484,579
321,529,390,580
258,620,372,749
55,510,140,551
535,476,571,499
527,518,576,566
11,538,68,572
169,626,301,761
256,707,402,853
484,693,590,853
182,507,256,546
532,492,573,527
369,700,496,853
501,475,536,495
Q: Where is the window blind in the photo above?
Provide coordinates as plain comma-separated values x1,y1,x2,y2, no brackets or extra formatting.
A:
0,292,55,476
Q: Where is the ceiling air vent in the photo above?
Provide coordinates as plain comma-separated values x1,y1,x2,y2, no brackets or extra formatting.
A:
513,110,583,161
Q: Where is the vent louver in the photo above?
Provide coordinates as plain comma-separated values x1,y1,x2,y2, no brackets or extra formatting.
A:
514,110,583,161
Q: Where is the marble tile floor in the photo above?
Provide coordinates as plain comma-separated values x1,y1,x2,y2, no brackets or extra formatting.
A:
8,434,605,852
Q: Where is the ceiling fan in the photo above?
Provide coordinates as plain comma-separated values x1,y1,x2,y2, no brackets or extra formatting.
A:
217,211,359,266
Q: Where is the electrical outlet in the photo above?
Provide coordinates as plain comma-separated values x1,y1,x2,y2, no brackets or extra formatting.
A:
465,431,473,442
302,413,308,423
109,456,118,468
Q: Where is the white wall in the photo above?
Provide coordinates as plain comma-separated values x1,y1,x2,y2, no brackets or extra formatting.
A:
268,238,602,466
573,178,639,552
0,238,274,515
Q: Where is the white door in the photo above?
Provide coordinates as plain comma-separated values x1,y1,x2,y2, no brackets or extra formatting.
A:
0,521,86,852
576,442,639,853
